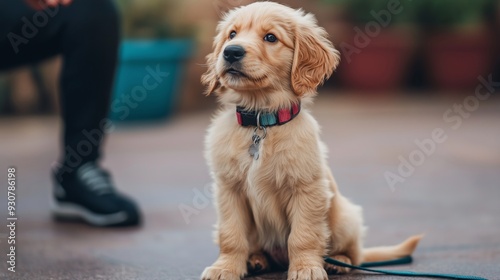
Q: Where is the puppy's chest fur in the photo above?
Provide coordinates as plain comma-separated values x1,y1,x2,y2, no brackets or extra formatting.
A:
206,109,324,249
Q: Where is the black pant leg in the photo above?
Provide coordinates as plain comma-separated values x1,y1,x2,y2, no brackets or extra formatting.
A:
0,1,63,69
57,0,120,170
0,0,120,172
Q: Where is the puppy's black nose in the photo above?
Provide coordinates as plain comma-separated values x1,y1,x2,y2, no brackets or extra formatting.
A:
223,45,245,63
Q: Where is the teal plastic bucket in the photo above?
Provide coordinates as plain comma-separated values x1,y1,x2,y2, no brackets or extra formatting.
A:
110,39,193,121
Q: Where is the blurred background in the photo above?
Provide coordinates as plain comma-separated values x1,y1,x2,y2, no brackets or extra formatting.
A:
1,0,499,116
1,0,500,279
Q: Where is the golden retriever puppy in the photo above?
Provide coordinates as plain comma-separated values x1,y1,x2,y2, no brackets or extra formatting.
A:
201,2,421,280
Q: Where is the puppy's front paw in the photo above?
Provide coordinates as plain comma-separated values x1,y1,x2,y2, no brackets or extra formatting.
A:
324,255,352,274
287,266,327,280
201,266,242,280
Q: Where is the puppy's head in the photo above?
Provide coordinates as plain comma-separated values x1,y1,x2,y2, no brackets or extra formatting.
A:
202,2,340,98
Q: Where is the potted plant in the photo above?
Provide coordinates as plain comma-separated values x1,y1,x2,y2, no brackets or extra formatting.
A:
324,0,420,92
110,0,194,122
423,0,495,91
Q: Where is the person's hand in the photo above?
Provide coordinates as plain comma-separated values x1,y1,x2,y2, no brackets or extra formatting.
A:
25,0,73,10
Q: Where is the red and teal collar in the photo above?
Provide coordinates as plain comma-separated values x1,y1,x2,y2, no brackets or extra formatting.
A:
236,103,300,127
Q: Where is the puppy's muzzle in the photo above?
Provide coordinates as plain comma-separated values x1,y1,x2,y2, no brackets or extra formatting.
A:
223,45,246,64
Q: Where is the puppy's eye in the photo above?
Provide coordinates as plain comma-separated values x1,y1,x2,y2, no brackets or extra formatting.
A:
264,33,277,43
229,31,237,40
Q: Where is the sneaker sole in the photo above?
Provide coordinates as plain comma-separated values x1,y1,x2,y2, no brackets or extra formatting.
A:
51,200,129,227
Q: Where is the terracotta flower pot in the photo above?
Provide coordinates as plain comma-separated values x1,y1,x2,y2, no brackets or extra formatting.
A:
426,29,494,91
338,31,415,91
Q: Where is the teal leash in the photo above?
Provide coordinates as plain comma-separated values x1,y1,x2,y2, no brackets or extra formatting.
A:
360,255,414,268
323,256,488,280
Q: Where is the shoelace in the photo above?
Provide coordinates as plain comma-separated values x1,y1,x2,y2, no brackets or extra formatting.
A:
77,162,114,195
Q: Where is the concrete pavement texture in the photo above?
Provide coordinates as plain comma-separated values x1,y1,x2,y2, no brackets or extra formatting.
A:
1,95,499,280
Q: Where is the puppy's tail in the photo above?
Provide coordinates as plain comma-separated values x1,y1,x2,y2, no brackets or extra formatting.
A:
361,234,423,263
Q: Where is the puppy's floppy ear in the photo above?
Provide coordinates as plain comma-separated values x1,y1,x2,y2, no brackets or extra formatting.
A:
291,13,340,96
201,23,226,96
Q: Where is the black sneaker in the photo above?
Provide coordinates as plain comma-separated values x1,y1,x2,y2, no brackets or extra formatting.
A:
51,162,141,227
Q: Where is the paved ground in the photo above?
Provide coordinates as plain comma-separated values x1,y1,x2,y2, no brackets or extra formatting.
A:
1,94,500,280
